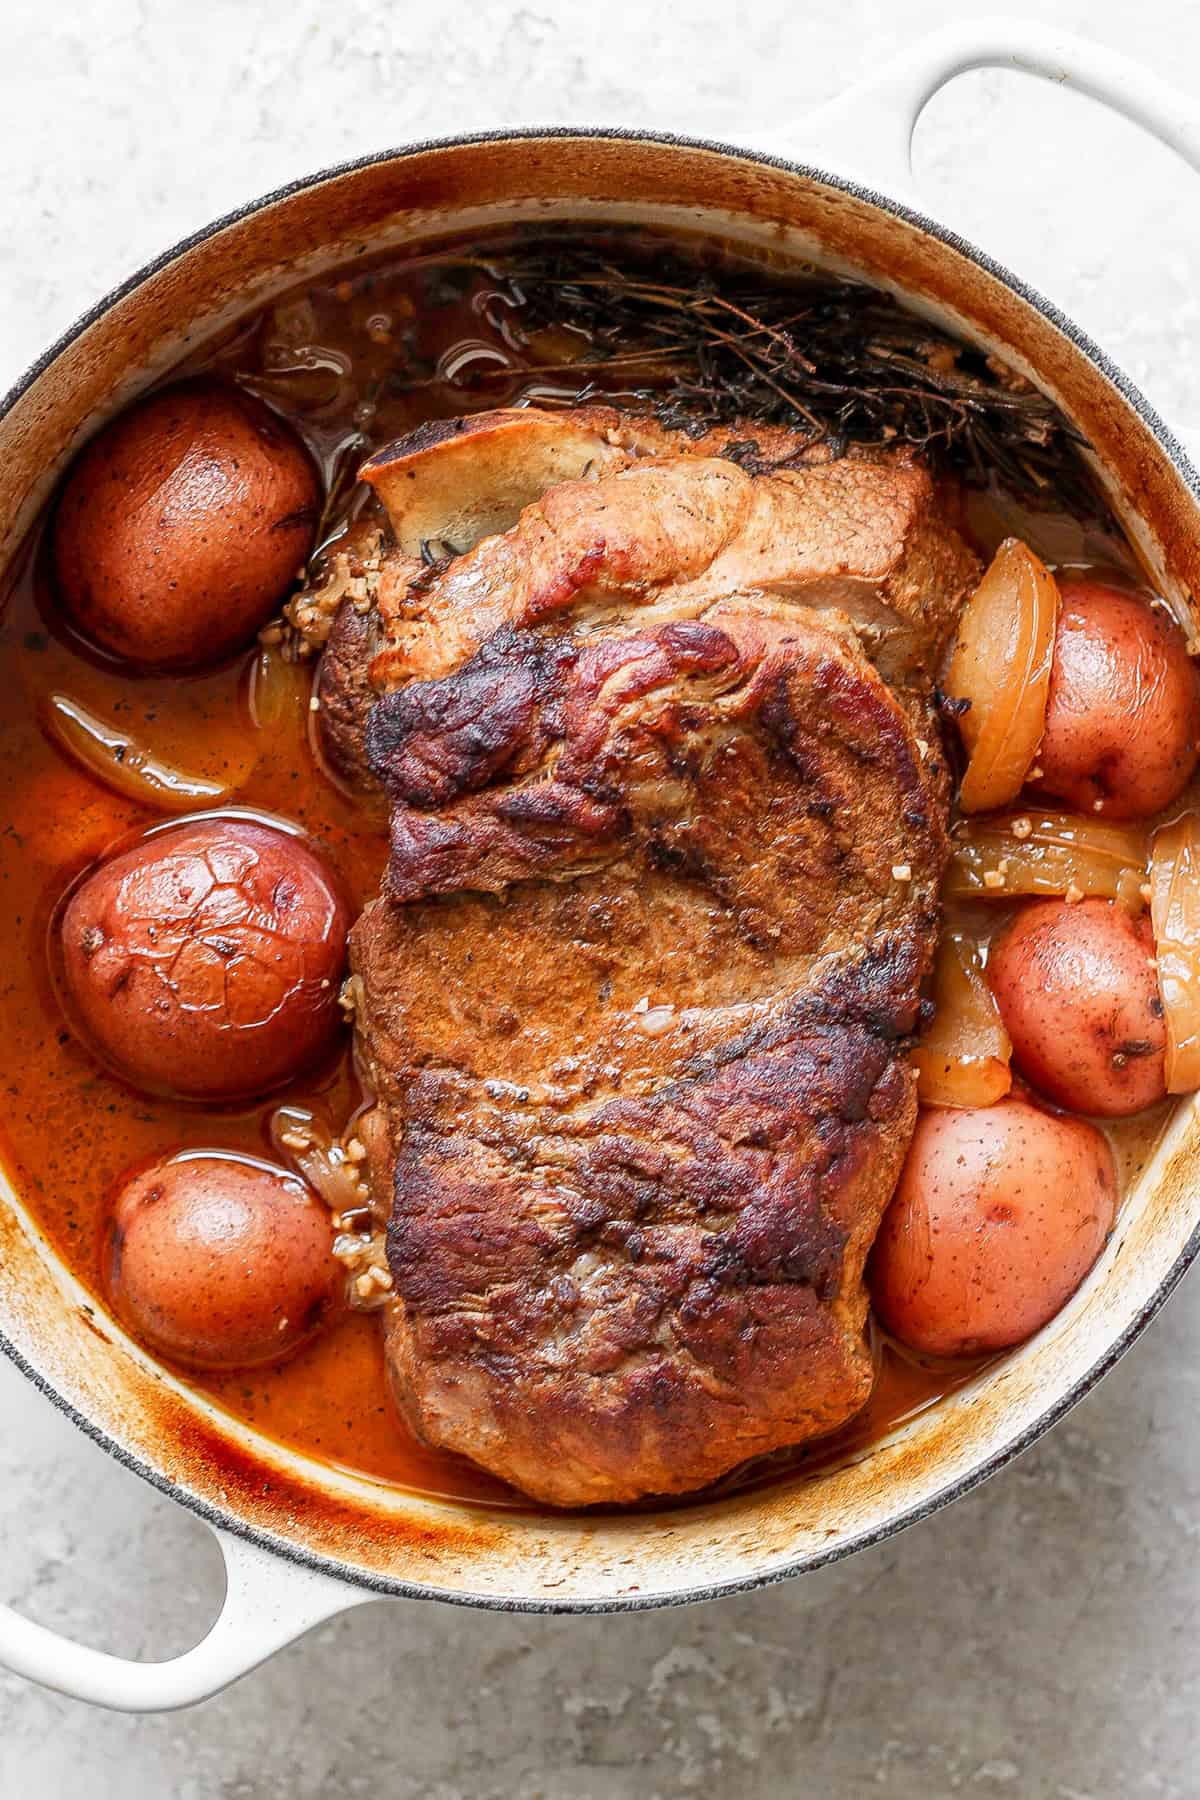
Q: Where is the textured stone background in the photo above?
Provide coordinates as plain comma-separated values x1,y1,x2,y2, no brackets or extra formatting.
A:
3,1,1200,1793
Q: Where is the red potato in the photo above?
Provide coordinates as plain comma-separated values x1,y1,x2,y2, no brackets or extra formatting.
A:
61,817,348,1100
51,379,321,668
108,1153,338,1368
870,1098,1117,1357
989,898,1166,1117
1031,580,1200,819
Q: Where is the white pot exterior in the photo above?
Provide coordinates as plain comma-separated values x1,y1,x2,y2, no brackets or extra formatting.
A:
2,17,1200,1710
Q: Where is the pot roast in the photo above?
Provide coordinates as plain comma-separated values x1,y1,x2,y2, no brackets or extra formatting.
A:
318,407,979,1505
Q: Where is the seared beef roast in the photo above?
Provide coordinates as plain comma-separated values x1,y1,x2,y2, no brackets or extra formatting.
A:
327,408,979,1505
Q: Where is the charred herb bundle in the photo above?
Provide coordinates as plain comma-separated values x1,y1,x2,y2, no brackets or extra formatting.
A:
465,236,1099,515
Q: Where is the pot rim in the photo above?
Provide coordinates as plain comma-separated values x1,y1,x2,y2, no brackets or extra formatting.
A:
3,122,1199,1614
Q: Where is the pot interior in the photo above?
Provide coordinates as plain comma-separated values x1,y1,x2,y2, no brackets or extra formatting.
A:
2,132,1198,1608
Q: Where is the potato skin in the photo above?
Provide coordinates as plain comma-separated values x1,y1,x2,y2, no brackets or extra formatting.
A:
989,899,1166,1117
51,379,321,668
870,1099,1117,1356
108,1153,338,1368
1031,580,1200,818
61,818,348,1100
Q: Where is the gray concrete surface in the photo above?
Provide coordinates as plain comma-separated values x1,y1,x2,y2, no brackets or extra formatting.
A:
3,0,1200,1792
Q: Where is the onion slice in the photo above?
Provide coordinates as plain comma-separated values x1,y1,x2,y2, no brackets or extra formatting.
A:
1149,812,1200,1093
913,932,1012,1108
270,1104,392,1310
945,537,1060,813
946,810,1148,912
963,485,1131,572
268,1104,373,1218
41,693,242,813
249,640,312,734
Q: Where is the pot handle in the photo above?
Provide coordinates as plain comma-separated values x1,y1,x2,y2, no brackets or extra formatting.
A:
775,16,1200,200
763,15,1200,465
0,1522,368,1711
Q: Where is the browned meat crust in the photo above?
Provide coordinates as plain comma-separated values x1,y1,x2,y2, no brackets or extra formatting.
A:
336,407,978,1506
353,615,943,1504
365,442,970,695
314,408,978,792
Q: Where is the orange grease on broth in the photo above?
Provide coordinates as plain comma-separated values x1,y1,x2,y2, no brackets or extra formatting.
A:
0,236,1159,1512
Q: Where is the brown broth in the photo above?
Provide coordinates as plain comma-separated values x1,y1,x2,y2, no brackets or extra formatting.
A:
0,230,1176,1512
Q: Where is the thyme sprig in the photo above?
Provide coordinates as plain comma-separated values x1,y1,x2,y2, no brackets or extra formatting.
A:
436,237,1100,515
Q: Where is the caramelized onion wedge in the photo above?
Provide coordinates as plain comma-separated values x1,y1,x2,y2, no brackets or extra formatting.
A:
913,932,1012,1108
1149,813,1200,1093
41,693,244,813
946,810,1148,912
945,537,1061,813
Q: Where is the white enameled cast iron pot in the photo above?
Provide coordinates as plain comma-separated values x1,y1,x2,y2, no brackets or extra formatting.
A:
3,17,1200,1711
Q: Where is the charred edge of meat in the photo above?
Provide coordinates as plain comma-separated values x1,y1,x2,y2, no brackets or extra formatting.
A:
315,601,385,793
363,414,482,471
365,627,576,808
